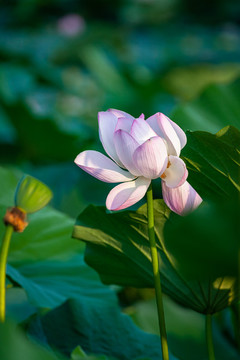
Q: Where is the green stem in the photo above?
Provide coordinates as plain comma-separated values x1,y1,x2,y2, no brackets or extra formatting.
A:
238,248,240,350
231,305,240,352
229,246,240,351
206,314,215,360
147,184,169,360
0,224,13,322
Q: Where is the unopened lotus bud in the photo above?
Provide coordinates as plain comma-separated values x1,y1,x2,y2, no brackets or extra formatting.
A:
15,175,53,214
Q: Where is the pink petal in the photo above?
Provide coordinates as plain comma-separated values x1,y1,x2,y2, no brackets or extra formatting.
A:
131,117,157,145
74,150,135,183
146,113,165,138
162,180,202,216
108,109,134,120
106,177,150,211
156,113,182,156
114,130,141,176
169,118,187,149
98,111,123,166
147,113,187,156
161,155,188,188
115,117,134,132
133,136,168,179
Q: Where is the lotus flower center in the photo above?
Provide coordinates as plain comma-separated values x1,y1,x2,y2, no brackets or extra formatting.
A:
160,160,171,179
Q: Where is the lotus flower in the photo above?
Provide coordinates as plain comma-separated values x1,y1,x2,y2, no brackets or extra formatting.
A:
74,109,202,215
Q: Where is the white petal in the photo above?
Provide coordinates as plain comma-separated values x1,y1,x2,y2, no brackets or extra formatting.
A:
161,155,188,188
157,113,182,156
131,117,157,145
106,177,150,211
115,117,134,132
147,113,187,150
107,108,134,120
169,118,187,150
162,180,202,216
146,113,165,138
114,130,142,176
133,136,168,179
147,113,187,156
98,111,124,166
74,151,135,183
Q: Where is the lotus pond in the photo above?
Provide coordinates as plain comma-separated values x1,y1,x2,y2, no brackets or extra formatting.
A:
0,1,240,360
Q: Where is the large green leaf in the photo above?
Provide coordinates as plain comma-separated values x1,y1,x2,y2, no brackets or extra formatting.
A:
163,198,239,280
6,287,36,322
0,166,116,310
172,79,240,132
181,126,240,201
73,200,235,314
0,320,63,360
28,299,177,360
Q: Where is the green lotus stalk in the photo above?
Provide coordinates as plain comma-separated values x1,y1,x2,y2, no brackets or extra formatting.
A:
0,225,14,322
206,314,215,360
231,304,240,352
147,183,169,360
0,206,28,322
236,248,240,351
229,247,240,352
0,175,52,322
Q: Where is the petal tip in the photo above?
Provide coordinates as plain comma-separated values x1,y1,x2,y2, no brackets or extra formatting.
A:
74,152,84,166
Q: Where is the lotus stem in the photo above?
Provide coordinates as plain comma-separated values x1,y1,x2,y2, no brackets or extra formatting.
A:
206,314,215,360
147,183,169,360
0,224,13,322
238,248,240,350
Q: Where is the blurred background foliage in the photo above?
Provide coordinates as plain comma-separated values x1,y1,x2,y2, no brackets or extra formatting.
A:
1,0,240,217
1,1,240,359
